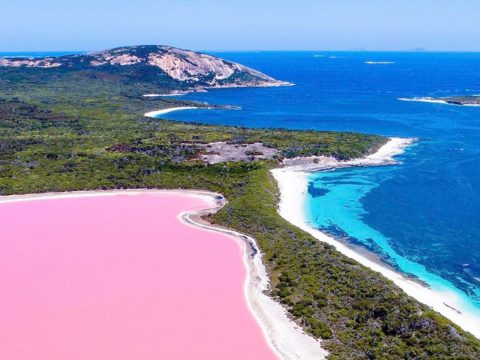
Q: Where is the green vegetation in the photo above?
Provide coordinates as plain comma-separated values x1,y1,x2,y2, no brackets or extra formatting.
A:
1,66,480,359
441,96,480,106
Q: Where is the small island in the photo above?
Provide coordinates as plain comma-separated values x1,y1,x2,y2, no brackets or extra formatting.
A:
438,96,480,106
400,95,480,106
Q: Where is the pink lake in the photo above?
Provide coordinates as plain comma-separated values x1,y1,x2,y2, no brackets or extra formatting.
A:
0,192,278,360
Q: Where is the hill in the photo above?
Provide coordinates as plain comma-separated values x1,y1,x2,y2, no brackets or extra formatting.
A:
0,45,289,90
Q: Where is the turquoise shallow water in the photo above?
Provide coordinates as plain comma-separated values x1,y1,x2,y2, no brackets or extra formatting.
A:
305,161,480,313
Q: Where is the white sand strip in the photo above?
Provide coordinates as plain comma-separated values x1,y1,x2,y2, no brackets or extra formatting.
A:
143,92,187,97
144,106,199,118
0,189,327,360
271,138,480,339
281,137,414,172
399,97,450,105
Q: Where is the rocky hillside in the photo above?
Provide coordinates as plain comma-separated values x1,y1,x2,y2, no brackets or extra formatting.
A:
0,45,289,89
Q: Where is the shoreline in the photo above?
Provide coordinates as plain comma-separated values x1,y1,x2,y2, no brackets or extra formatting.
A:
281,137,414,171
144,106,200,118
143,92,188,97
271,137,480,339
205,81,295,89
143,80,294,99
0,189,327,360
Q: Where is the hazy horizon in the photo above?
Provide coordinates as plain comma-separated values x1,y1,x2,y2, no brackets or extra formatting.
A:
1,1,479,52
2,48,480,54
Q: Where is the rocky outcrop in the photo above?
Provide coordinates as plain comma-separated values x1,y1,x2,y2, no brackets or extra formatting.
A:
0,58,62,68
0,45,290,89
400,96,480,106
440,96,480,106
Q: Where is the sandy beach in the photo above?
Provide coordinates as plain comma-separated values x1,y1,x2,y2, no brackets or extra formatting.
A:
143,92,188,97
281,137,414,172
271,138,480,339
399,97,451,105
144,106,199,118
0,189,326,360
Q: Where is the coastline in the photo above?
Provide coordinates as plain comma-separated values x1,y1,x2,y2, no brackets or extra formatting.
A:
143,92,188,97
0,189,327,360
144,106,200,118
281,137,414,171
205,81,294,89
143,80,294,99
271,137,480,339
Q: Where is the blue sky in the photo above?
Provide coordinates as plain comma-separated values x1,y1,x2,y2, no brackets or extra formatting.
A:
1,0,479,51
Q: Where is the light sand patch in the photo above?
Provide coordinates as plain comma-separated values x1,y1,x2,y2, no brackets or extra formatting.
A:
198,142,278,164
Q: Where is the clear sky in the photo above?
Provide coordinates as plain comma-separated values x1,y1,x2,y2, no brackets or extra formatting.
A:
1,0,479,52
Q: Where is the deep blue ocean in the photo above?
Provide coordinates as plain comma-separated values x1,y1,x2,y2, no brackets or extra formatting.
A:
164,51,480,314
4,51,480,314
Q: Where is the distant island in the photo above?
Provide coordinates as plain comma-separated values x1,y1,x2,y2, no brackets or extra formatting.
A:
1,45,480,359
400,95,480,106
432,96,480,106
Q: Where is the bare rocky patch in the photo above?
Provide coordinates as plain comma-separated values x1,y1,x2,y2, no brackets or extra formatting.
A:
197,142,278,164
106,140,279,164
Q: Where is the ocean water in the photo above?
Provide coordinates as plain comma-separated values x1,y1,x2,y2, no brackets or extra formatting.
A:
163,51,480,314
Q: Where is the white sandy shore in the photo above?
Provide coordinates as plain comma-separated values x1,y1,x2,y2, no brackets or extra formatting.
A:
143,92,187,97
144,105,243,119
399,97,450,105
271,138,480,339
206,81,295,89
144,106,199,118
0,189,327,360
282,137,414,172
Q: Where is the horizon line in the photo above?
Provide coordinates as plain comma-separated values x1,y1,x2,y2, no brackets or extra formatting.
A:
1,48,480,54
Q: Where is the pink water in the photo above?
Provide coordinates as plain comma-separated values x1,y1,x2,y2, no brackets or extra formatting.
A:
0,192,278,360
